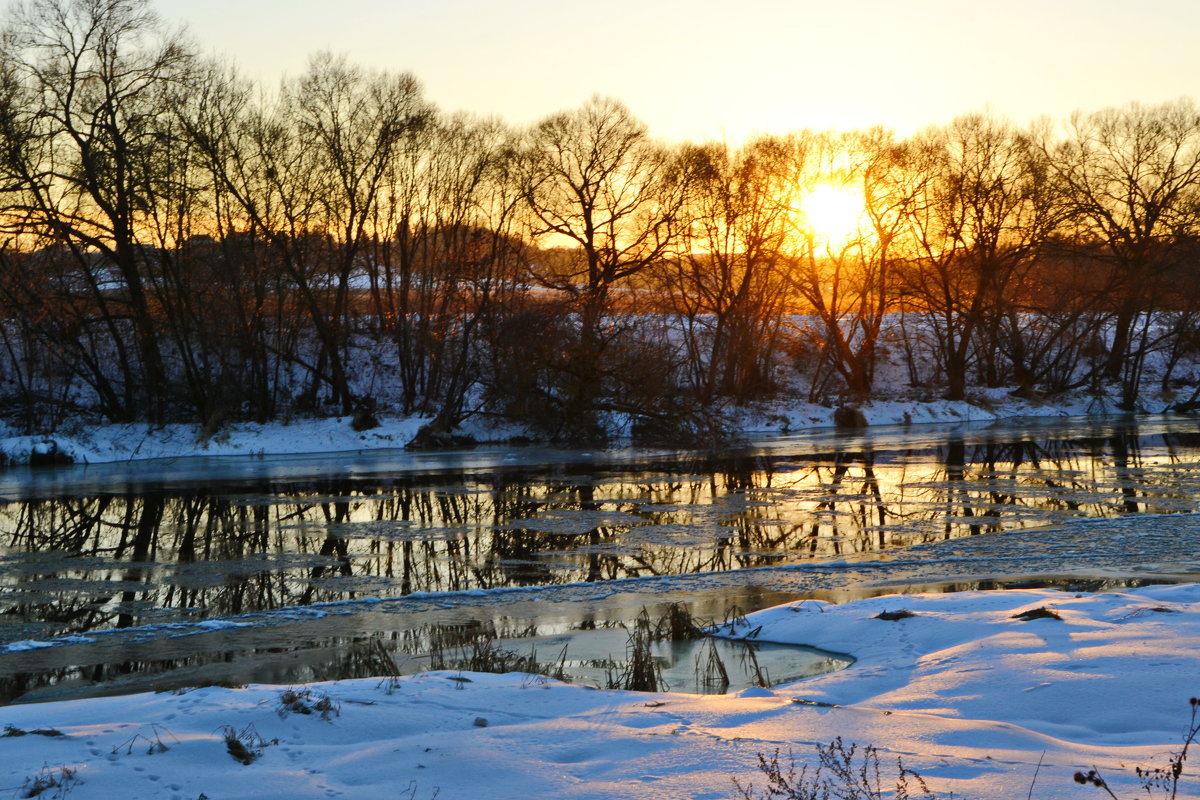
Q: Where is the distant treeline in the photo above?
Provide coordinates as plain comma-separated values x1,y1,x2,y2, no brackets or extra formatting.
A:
2,0,1200,441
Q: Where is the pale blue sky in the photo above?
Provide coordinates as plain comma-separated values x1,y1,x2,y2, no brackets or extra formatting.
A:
154,0,1199,142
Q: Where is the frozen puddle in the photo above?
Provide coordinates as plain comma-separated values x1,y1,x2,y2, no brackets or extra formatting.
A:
395,626,854,694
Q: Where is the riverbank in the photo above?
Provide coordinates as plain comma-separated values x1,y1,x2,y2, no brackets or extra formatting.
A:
2,584,1196,799
0,385,1130,466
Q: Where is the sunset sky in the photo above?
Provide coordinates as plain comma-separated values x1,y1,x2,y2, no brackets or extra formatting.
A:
157,0,1199,143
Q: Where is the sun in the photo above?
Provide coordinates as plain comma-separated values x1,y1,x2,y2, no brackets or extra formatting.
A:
796,182,865,247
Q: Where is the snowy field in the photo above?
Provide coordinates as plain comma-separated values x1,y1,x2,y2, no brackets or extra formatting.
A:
3,584,1198,799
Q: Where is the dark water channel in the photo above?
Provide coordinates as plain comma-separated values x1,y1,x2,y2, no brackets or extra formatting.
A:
3,414,1200,703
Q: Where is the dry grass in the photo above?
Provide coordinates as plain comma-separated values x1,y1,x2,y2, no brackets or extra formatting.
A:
734,739,934,800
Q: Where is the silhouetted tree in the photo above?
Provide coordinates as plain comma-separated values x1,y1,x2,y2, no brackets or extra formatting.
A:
789,129,921,401
0,0,195,421
289,53,431,413
518,96,689,437
665,136,794,402
904,114,1061,399
1041,100,1200,406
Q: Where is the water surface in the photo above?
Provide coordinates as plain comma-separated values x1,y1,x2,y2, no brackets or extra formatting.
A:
3,414,1198,702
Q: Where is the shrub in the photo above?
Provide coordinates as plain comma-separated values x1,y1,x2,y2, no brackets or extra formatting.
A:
1074,697,1200,799
19,765,77,799
734,738,934,800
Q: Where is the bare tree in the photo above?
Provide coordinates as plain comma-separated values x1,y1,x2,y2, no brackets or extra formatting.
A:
789,129,921,401
0,0,194,421
189,55,431,416
518,96,689,437
666,135,795,402
1042,100,1200,406
173,61,296,423
289,53,431,413
383,113,527,432
903,114,1060,400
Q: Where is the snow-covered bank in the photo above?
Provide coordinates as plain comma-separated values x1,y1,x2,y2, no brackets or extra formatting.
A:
0,387,1124,466
0,415,431,466
738,387,1104,435
4,585,1198,799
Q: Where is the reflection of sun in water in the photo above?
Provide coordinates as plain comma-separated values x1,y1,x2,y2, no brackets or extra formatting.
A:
798,183,865,246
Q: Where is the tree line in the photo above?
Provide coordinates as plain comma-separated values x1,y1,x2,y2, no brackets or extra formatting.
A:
2,0,1200,442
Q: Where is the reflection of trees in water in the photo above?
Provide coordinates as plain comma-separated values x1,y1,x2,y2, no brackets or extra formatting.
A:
0,627,411,705
0,435,1196,637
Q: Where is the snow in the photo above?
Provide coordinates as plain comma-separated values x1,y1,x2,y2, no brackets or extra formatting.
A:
0,386,1129,466
4,585,1199,799
738,390,1104,437
0,381,1195,796
3,640,55,653
0,415,433,466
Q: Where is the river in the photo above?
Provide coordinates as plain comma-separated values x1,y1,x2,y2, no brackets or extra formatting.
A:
2,414,1198,702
